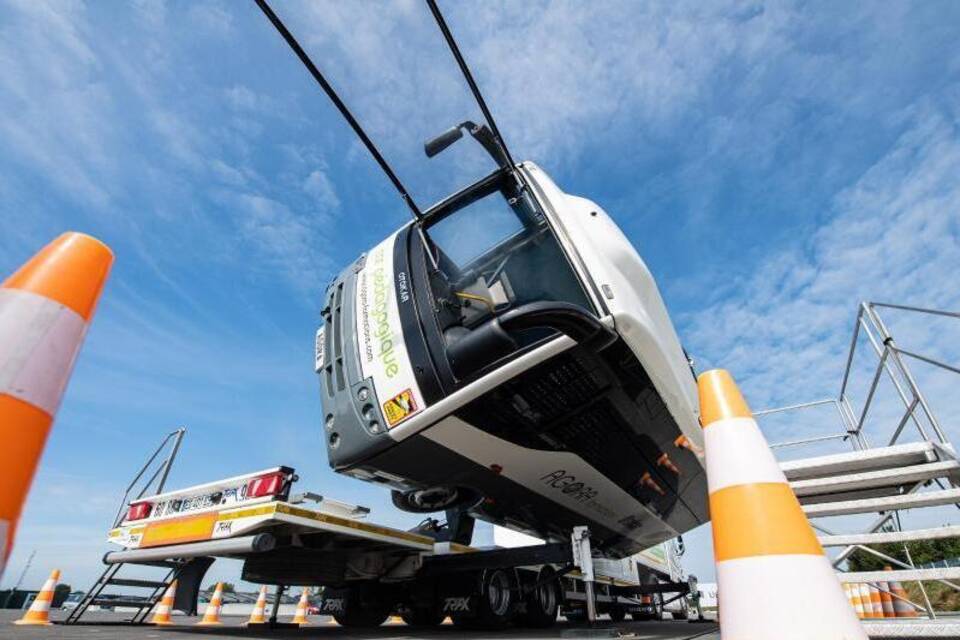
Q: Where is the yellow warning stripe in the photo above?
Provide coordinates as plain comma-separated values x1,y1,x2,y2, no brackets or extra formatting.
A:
275,503,435,546
217,503,279,521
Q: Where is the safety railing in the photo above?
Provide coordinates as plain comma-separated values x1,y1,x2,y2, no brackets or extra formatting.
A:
758,301,959,455
111,428,186,528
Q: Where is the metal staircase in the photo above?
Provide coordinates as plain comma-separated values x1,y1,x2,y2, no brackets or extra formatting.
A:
63,561,181,625
63,428,188,625
759,302,960,637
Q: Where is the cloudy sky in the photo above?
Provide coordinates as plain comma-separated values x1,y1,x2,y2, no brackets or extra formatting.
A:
1,0,958,592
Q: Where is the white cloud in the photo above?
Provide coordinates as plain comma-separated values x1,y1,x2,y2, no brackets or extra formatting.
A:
229,192,334,292
683,97,960,412
302,169,340,210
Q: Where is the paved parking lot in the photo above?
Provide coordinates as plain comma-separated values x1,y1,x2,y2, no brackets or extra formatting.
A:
2,610,719,639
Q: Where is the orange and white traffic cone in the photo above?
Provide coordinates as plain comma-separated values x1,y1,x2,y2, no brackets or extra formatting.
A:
656,452,681,475
878,581,895,618
291,588,310,625
858,583,876,618
196,582,224,626
887,570,918,618
246,585,268,625
698,369,867,639
14,569,60,625
0,233,113,577
150,580,177,625
674,434,703,456
869,584,884,618
845,583,865,619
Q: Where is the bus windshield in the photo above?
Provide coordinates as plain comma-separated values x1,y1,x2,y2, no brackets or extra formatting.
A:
422,176,592,342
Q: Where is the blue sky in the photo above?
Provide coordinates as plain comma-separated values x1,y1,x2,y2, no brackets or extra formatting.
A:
2,0,959,591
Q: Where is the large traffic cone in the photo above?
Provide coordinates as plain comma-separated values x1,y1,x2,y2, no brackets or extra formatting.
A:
0,233,113,577
878,581,895,618
698,369,867,639
14,569,60,625
196,582,224,626
246,585,268,625
291,588,310,625
887,569,919,618
150,580,177,625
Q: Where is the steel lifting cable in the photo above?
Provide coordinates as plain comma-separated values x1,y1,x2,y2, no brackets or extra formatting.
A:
423,0,517,171
252,0,423,220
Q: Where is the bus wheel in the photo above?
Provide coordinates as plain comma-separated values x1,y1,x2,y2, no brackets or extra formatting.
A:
519,566,559,628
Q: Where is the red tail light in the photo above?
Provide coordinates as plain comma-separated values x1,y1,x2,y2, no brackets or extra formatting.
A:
127,501,152,521
246,471,286,498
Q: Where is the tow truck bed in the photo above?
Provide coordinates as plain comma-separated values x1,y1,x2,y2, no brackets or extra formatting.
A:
104,467,696,627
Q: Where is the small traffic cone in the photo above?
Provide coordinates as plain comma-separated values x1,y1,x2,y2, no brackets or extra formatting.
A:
0,233,113,577
291,588,310,625
14,569,60,625
150,579,177,625
638,471,666,495
845,583,865,619
869,584,884,618
698,370,867,639
656,452,681,475
857,584,876,618
246,585,268,625
196,582,224,626
674,434,703,456
887,568,918,617
878,581,895,618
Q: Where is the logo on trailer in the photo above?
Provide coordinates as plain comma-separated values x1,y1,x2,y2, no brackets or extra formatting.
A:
383,389,418,426
443,597,471,613
322,598,345,613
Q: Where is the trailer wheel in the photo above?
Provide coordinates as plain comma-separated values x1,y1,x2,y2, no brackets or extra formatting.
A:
475,568,517,629
331,586,392,628
563,609,587,623
518,566,559,628
608,606,626,622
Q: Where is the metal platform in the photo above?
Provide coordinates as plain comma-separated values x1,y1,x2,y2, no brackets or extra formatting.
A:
862,620,960,638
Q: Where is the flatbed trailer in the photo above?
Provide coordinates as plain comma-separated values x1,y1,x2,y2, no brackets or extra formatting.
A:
93,466,699,629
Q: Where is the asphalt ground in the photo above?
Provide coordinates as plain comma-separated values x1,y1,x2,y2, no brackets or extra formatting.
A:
1,610,720,639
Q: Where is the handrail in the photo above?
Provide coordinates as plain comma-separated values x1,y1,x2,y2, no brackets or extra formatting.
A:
112,428,186,527
763,301,958,452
